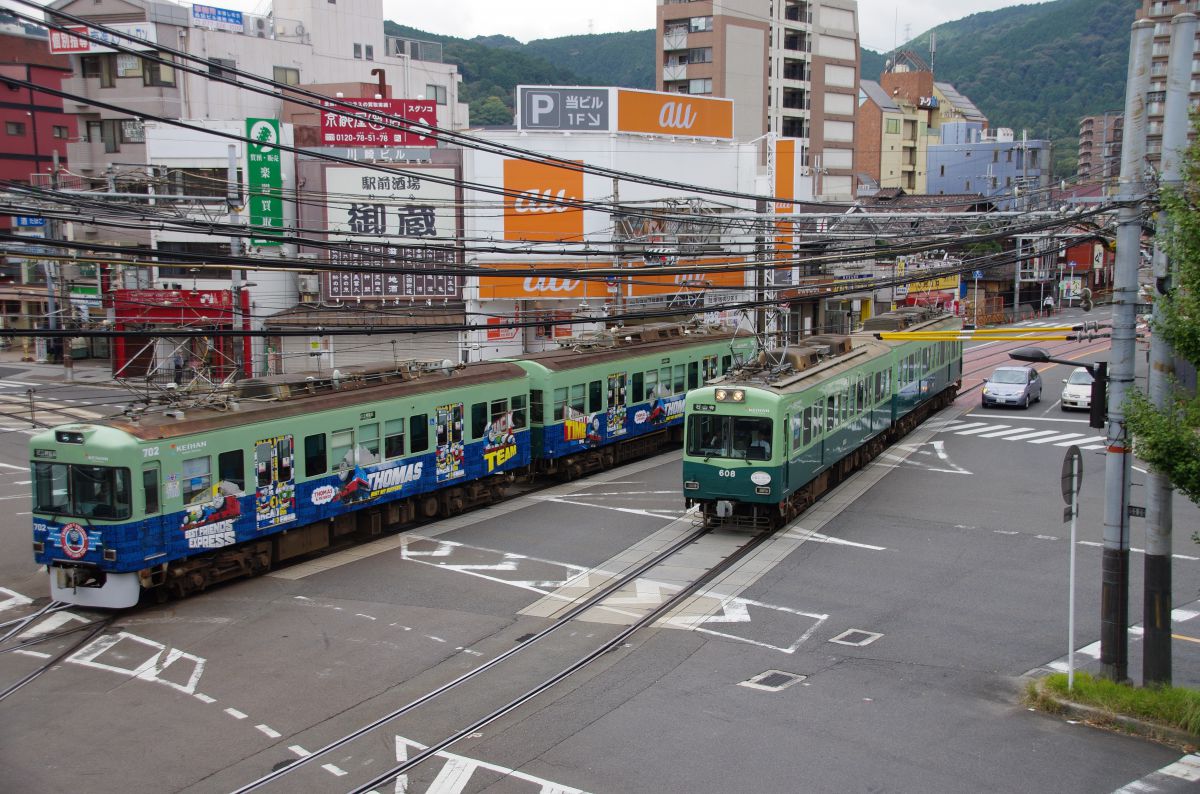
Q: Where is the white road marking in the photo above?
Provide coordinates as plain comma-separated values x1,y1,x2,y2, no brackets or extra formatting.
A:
395,736,588,794
1027,432,1086,445
531,494,684,519
0,587,33,613
289,745,311,757
0,461,27,471
14,649,51,659
975,426,1033,438
224,707,248,720
321,764,347,777
1054,435,1105,447
194,693,216,704
256,725,281,739
1076,540,1199,562
1000,429,1061,441
955,424,1010,436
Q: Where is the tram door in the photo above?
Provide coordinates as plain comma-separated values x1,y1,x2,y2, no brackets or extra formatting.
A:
255,434,296,530
141,462,164,551
607,372,627,437
435,403,465,482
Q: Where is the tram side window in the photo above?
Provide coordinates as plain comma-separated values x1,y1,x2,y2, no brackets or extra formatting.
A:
632,373,644,402
688,361,699,390
553,387,568,421
673,365,685,394
702,355,718,381
511,395,527,429
330,429,354,472
410,414,429,453
644,370,658,400
360,423,380,463
802,406,813,446
471,401,488,439
826,395,837,431
384,419,405,458
218,450,244,491
304,434,327,476
588,380,602,413
791,413,803,451
183,455,211,504
721,355,731,372
143,465,160,515
530,390,543,424
570,383,586,415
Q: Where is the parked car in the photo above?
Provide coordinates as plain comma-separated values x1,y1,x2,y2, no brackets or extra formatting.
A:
981,365,1042,409
1060,367,1094,411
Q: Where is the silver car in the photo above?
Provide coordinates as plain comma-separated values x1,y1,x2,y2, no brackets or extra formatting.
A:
1060,367,1094,411
981,365,1042,409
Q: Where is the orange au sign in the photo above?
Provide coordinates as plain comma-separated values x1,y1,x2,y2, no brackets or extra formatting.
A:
616,89,734,139
502,159,585,242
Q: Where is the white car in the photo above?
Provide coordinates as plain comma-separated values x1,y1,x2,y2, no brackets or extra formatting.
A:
1061,367,1094,411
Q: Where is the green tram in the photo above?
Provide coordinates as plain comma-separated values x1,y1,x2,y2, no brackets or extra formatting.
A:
682,309,963,529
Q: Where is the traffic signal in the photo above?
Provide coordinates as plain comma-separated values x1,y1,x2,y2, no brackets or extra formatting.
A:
1080,288,1094,312
1090,361,1107,429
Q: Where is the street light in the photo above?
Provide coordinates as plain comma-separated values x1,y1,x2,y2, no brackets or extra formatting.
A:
1009,346,1107,429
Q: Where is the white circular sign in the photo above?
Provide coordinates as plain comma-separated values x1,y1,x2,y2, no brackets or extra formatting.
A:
750,471,772,486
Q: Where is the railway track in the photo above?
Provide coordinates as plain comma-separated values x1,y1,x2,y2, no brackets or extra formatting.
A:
0,602,113,703
230,520,776,792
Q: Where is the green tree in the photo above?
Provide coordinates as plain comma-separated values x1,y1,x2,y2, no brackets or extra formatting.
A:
473,95,514,126
1126,113,1200,504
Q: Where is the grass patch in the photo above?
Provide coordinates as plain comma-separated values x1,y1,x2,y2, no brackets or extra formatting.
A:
1033,672,1200,737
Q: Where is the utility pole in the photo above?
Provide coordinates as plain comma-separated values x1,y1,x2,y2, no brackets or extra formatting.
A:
1143,11,1196,687
228,144,245,380
1102,18,1152,683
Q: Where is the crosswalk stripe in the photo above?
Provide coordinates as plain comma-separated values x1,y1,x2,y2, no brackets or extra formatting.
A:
976,426,1034,438
1027,432,1086,445
1055,435,1105,447
1001,429,1061,441
955,424,1009,436
943,422,988,433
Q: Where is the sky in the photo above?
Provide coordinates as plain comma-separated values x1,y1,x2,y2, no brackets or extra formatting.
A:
6,0,1055,52
371,0,1056,53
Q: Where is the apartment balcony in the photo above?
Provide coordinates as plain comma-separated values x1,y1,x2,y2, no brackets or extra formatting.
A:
386,36,443,62
663,27,688,51
663,64,687,82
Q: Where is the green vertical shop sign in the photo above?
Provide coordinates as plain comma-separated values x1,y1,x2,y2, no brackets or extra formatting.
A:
246,118,283,246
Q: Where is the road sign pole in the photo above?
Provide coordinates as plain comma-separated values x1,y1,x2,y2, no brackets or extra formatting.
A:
1062,445,1083,691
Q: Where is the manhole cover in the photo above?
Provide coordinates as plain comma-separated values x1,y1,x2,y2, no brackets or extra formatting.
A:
739,670,806,692
829,628,883,647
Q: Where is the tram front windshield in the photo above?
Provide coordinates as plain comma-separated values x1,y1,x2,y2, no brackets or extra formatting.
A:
32,462,132,520
687,415,773,460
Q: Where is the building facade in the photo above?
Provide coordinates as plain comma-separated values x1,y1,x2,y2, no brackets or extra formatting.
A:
927,123,1051,211
1077,112,1123,182
655,0,860,200
0,30,72,188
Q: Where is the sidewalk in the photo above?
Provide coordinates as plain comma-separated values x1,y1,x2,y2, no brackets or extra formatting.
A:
0,350,120,386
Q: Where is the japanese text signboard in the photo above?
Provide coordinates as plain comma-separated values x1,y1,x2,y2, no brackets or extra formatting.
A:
319,98,437,148
48,22,156,54
323,166,460,299
245,118,283,246
517,87,611,131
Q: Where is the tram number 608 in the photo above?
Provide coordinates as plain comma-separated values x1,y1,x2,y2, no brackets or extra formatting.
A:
718,469,736,478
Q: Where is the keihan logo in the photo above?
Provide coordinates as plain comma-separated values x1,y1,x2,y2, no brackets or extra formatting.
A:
514,189,571,214
659,101,698,130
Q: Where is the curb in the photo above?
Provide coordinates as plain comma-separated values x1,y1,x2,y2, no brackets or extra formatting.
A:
1028,678,1200,751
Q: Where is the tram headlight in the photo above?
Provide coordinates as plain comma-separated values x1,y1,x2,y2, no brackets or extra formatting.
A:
714,388,745,403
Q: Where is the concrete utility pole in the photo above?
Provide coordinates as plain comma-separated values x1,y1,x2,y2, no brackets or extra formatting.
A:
1143,11,1197,687
228,144,245,379
1102,18,1152,683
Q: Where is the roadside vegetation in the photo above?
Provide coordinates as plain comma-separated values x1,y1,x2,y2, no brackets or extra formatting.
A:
1028,673,1200,745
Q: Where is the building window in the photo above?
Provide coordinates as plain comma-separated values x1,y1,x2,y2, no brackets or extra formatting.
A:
273,66,300,85
143,56,176,87
685,47,712,64
425,84,447,105
52,125,69,139
156,241,233,280
688,78,712,94
99,119,121,153
885,118,900,134
689,16,713,32
353,43,362,59
80,55,102,78
120,119,145,143
365,44,373,60
208,57,236,80
6,121,25,136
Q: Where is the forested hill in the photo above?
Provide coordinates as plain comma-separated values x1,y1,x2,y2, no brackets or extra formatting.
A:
862,0,1137,175
382,22,654,125
388,0,1139,174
